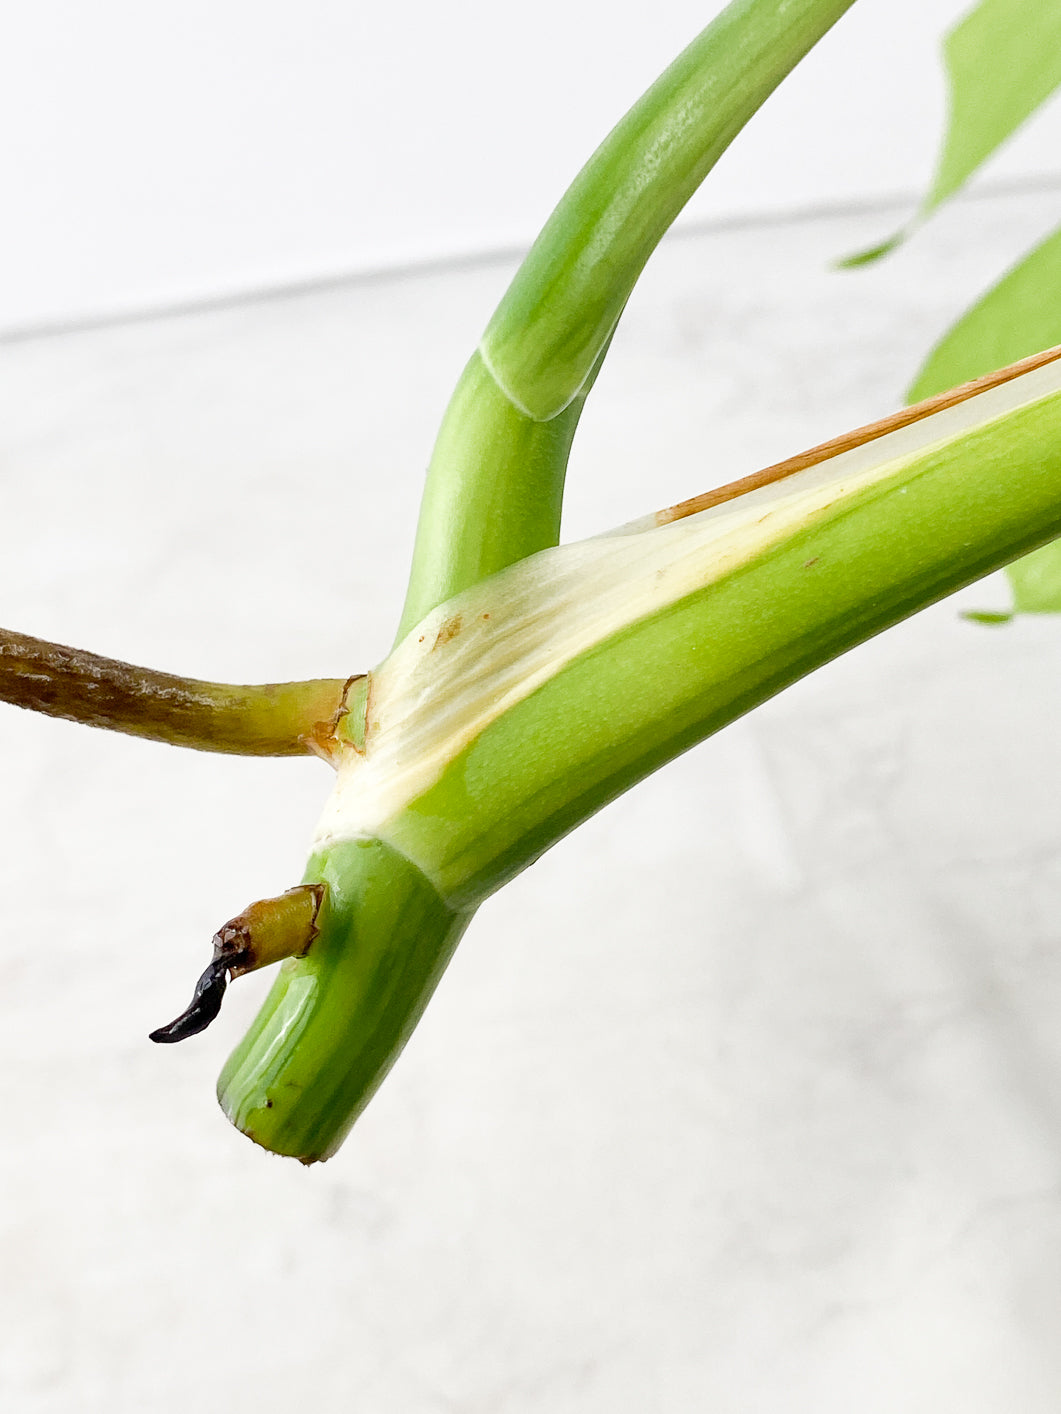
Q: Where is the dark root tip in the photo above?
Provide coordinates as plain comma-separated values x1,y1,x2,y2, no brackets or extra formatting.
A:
149,958,230,1044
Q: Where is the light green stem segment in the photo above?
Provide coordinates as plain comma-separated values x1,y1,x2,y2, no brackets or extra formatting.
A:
480,0,856,423
217,837,473,1162
222,386,1061,1161
396,0,856,637
394,352,592,640
394,394,1061,908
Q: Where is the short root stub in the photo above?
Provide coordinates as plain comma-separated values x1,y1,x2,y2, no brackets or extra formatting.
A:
149,884,325,1044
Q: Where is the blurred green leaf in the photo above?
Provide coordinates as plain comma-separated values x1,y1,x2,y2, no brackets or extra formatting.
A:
909,224,1061,399
910,223,1061,614
1002,541,1061,615
836,233,903,270
843,0,1061,266
928,0,1061,212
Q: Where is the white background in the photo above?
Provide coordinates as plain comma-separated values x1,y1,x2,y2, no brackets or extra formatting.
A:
2,0,1060,333
6,2,1061,1410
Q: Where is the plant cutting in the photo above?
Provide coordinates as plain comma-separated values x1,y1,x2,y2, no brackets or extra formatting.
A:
4,0,1061,1166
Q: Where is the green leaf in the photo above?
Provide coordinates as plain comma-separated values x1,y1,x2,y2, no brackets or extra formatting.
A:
909,223,1061,614
835,232,905,270
1003,540,1061,614
842,0,1061,265
909,224,1061,399
928,0,1061,213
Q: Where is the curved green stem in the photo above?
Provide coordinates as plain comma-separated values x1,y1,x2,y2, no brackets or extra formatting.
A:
481,0,856,421
398,0,856,635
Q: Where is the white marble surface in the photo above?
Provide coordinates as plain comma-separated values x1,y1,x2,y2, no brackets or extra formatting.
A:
4,189,1061,1411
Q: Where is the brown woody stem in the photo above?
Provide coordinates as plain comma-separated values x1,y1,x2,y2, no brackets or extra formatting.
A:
0,628,357,757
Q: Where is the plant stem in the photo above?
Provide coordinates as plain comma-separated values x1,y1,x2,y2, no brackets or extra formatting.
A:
394,352,594,639
397,0,857,634
150,885,325,1043
0,627,356,757
657,343,1061,524
222,361,1061,1160
217,838,472,1161
481,0,857,422
386,385,1061,906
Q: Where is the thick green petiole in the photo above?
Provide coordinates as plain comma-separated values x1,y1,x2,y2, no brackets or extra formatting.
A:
221,355,1061,1161
397,0,856,634
216,0,1059,1163
389,386,1061,905
395,352,593,639
217,838,472,1162
481,0,856,422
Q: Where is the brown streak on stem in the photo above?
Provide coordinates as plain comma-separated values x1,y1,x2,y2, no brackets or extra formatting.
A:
301,673,364,766
656,344,1061,526
0,628,354,757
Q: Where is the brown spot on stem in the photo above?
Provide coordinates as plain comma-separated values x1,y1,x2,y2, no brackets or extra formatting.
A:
301,673,365,767
433,613,463,649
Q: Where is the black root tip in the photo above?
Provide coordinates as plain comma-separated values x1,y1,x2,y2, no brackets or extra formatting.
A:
149,958,230,1043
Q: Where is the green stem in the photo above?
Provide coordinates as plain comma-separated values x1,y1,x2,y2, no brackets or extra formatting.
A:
481,0,856,421
217,838,472,1162
222,368,1061,1161
397,0,856,634
394,352,593,639
389,391,1061,905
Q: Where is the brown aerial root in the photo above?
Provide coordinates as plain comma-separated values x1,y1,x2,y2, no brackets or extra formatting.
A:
149,885,325,1043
